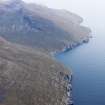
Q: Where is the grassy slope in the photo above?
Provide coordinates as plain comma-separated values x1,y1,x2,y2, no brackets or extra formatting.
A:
0,38,71,105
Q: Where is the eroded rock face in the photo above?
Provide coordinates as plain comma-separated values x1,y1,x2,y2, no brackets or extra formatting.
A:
0,40,71,105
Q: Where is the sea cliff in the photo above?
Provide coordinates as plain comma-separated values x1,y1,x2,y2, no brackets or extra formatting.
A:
0,0,91,105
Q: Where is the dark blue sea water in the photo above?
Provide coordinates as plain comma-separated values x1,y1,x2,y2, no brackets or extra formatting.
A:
56,36,105,105
56,14,105,105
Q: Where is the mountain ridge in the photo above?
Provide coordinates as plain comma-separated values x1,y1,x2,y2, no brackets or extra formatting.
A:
0,0,91,52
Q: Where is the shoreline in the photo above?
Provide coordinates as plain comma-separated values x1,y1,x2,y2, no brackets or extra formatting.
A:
65,74,73,105
51,36,91,56
53,36,91,105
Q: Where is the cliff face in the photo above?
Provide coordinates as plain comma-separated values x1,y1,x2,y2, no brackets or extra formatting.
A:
0,37,72,105
0,0,91,52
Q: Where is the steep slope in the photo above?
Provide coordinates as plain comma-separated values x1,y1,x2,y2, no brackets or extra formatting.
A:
0,37,72,105
0,0,91,52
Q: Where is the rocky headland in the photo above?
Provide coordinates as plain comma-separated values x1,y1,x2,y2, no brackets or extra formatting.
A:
0,37,73,105
0,0,91,53
0,0,91,105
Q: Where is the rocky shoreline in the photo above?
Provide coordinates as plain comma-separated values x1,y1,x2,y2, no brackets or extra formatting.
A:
51,36,91,56
59,71,73,105
65,74,73,105
53,36,91,105
59,69,73,105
